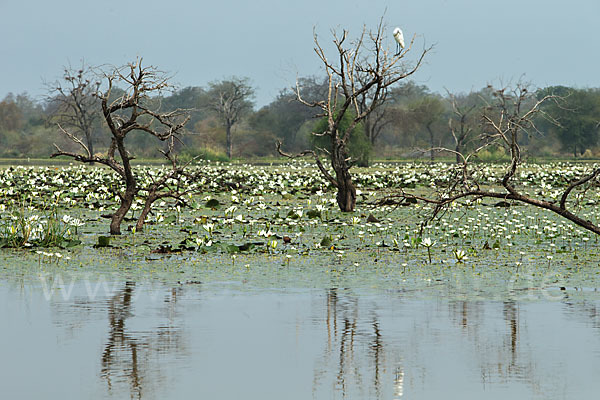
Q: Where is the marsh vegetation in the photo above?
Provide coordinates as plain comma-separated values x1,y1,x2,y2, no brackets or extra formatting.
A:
0,161,598,293
3,161,600,399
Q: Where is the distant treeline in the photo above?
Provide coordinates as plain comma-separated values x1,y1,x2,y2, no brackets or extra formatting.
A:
1,77,599,161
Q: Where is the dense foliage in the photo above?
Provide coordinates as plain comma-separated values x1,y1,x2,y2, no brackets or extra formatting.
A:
0,78,599,160
311,112,372,167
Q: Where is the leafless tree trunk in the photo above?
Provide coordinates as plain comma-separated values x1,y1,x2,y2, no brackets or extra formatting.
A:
356,73,392,148
278,19,430,212
426,121,435,162
52,59,190,235
45,62,101,161
207,77,255,160
447,91,476,163
364,109,391,146
382,84,600,236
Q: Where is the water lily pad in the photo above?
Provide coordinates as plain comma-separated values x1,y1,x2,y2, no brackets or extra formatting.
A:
205,199,221,209
163,215,177,224
367,214,379,223
320,236,332,248
306,209,321,219
60,239,81,248
96,236,111,247
224,244,241,254
224,242,260,253
287,210,300,219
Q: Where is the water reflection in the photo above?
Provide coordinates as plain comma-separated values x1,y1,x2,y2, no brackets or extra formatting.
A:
447,300,540,391
43,280,190,399
101,281,140,395
99,282,187,399
563,299,600,330
3,281,600,399
313,290,600,399
314,288,405,399
503,301,520,372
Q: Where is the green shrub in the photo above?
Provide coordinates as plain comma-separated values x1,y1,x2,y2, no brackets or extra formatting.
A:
310,112,372,167
474,146,510,163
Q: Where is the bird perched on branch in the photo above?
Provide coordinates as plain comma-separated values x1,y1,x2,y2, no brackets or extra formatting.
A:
393,27,405,56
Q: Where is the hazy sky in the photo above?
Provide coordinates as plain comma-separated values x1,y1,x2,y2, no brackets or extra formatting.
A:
1,0,599,107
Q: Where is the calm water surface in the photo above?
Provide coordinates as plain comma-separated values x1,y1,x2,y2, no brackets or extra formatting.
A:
2,279,600,399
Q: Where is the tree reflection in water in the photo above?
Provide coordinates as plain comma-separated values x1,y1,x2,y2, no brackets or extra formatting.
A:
314,288,405,399
314,291,562,398
447,300,540,390
36,281,600,398
563,297,600,330
100,281,187,399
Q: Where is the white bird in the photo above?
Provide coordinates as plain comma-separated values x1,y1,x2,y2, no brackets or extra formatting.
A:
393,27,405,56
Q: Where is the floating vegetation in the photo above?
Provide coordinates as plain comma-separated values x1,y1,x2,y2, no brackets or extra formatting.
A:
0,161,599,298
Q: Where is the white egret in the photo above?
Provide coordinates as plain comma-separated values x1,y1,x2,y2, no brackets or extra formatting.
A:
393,27,405,56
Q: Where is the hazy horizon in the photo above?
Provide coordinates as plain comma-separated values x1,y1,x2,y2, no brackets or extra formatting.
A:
2,0,599,107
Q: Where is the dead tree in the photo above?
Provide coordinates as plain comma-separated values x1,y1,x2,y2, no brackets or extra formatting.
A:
409,95,445,162
384,84,600,235
447,91,477,163
278,20,430,212
45,62,101,160
52,59,190,235
206,77,254,159
356,71,392,147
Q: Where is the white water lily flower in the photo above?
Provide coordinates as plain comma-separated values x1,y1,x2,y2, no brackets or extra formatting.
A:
69,218,84,227
224,205,237,215
422,238,435,248
453,249,467,262
257,229,274,238
202,223,215,234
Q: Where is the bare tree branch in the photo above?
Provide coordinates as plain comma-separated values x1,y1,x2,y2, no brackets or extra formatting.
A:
292,19,431,211
46,61,101,159
52,58,192,235
381,82,600,236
